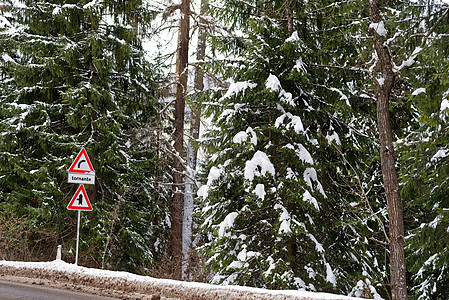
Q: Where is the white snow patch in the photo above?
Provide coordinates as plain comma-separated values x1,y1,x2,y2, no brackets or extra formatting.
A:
377,76,385,87
2,53,14,63
416,253,438,279
275,204,292,234
266,74,282,92
233,127,257,145
326,132,341,146
286,168,297,180
264,256,276,277
325,263,337,286
275,114,286,128
329,88,350,106
431,149,448,162
394,57,415,72
294,57,307,74
233,131,248,144
305,266,316,280
290,114,304,134
197,166,224,200
227,260,243,270
207,166,223,186
253,183,266,200
303,168,326,197
83,0,98,9
350,279,383,299
221,81,257,101
428,215,442,228
307,233,324,253
197,184,209,199
218,212,238,237
286,31,300,42
0,15,12,30
265,74,295,106
412,46,423,56
303,190,320,211
412,88,426,96
394,47,422,72
369,21,387,37
440,99,449,111
244,151,275,181
294,276,307,289
52,7,62,16
297,144,314,164
281,92,294,106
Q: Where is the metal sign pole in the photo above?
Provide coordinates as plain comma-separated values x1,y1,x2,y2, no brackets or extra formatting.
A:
75,210,80,265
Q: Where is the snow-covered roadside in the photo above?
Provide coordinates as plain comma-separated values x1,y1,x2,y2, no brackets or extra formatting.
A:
0,260,368,300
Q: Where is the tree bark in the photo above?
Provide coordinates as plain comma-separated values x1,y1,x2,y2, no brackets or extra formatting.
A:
182,0,206,280
367,1,407,299
171,0,190,270
88,62,99,206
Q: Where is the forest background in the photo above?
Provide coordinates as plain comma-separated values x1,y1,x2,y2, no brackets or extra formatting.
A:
1,0,449,299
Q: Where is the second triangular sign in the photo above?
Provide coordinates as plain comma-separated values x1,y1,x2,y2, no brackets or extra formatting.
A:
67,185,93,211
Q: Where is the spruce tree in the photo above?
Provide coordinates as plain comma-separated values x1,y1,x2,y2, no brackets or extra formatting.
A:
197,0,387,296
396,1,449,299
0,0,169,271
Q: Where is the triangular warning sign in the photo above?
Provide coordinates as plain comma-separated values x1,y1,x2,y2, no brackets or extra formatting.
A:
67,185,93,211
68,148,95,174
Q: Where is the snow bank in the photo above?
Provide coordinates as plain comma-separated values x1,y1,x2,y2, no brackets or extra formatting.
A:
0,260,367,300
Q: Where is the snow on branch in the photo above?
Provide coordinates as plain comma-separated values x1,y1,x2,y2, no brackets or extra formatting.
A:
369,21,387,37
244,151,275,182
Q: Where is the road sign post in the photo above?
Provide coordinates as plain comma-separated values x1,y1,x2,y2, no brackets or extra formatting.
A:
68,184,93,265
67,148,95,266
75,210,80,265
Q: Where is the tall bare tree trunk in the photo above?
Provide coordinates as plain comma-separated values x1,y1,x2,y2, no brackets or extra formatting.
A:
367,1,407,299
171,0,190,271
87,63,99,206
182,0,206,280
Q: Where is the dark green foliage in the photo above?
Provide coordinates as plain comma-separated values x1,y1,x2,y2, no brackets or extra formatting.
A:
399,33,449,300
0,0,170,271
197,0,387,296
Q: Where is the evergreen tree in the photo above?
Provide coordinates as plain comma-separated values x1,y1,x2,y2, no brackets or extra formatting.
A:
396,1,449,299
0,0,170,271
197,0,387,296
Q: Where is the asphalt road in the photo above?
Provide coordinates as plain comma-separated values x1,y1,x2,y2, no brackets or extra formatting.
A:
0,280,120,300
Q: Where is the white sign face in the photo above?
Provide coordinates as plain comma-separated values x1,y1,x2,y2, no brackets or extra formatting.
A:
68,172,96,185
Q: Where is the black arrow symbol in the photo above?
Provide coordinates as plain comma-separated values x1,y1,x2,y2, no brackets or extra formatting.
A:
77,159,86,169
77,194,83,205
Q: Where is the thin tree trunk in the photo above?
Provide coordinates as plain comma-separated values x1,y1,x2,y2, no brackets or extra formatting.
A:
182,0,207,280
87,63,98,206
367,1,407,299
171,0,190,272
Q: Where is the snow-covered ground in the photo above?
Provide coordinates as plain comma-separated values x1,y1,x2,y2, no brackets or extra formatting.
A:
0,259,367,300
